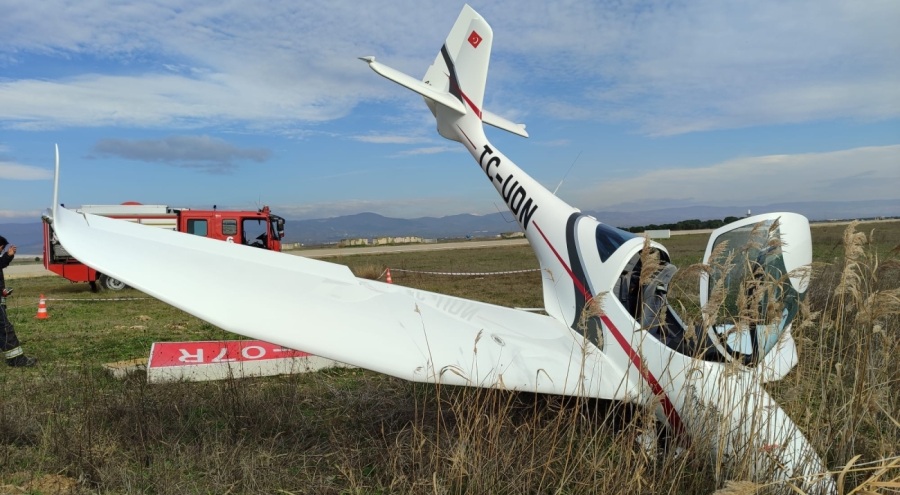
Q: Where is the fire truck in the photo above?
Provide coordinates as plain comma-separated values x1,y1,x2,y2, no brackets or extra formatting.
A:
43,202,286,290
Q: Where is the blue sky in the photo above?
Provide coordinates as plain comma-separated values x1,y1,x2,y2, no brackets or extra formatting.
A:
2,1,898,222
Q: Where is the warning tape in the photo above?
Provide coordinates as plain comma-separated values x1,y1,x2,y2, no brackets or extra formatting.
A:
44,297,153,302
388,268,539,276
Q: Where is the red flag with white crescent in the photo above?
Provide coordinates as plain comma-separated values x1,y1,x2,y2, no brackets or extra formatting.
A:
468,30,482,48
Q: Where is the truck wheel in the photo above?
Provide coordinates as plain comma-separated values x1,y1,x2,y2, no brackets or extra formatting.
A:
99,274,127,291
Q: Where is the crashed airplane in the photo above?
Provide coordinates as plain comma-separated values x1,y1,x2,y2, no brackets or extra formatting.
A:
49,4,834,492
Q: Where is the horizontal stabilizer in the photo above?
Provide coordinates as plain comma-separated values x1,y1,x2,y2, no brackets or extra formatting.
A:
483,109,528,137
362,56,528,138
361,56,466,115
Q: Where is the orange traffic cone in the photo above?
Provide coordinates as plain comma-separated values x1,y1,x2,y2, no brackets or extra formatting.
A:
385,268,393,284
35,294,49,320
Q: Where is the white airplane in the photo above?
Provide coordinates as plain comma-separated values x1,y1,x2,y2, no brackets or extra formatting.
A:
49,5,835,492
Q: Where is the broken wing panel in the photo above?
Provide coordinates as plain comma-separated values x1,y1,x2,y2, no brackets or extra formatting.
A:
51,205,632,400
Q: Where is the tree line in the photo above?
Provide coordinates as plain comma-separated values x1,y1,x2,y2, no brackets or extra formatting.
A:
622,216,744,233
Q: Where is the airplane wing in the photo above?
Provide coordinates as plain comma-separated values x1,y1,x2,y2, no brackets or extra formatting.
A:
50,188,631,401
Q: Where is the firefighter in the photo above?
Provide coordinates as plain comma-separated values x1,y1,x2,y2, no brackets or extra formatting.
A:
0,235,37,367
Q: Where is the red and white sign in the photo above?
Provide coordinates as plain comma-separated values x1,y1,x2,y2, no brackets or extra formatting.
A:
149,340,311,367
147,340,350,383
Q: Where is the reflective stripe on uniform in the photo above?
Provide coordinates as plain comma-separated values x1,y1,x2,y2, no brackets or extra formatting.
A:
3,346,23,359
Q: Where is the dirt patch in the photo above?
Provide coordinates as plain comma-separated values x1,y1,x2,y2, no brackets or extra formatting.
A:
0,474,78,495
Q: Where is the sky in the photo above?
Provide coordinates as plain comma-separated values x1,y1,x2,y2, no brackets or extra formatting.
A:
1,0,898,222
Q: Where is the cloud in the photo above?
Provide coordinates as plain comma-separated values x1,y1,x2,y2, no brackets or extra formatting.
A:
0,2,441,131
89,135,271,174
351,134,432,144
0,161,53,180
0,209,45,220
394,146,460,156
0,1,896,135
570,145,900,209
0,72,362,131
491,1,900,134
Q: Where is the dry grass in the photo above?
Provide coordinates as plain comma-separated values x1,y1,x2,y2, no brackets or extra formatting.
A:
0,221,898,494
350,263,385,280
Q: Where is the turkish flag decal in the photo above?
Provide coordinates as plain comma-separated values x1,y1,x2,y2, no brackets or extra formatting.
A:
468,31,482,48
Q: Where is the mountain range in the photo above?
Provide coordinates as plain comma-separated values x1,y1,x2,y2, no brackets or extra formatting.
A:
3,199,897,254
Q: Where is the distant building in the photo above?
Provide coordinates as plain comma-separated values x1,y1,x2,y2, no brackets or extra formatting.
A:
500,231,525,239
339,238,370,247
339,236,426,247
373,236,423,245
643,229,671,239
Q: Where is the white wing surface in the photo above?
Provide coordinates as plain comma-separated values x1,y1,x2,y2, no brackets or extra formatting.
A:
51,200,632,400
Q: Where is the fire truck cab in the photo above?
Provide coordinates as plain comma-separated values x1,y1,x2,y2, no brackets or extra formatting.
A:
44,202,285,290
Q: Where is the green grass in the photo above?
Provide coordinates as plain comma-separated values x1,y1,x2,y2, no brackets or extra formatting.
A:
5,277,240,364
0,220,897,494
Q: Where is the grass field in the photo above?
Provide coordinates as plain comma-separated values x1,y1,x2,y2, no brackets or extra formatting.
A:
0,220,898,494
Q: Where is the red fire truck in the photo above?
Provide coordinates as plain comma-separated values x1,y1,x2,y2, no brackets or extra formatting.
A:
43,202,285,290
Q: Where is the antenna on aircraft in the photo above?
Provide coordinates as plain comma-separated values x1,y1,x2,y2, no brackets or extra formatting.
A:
552,151,582,196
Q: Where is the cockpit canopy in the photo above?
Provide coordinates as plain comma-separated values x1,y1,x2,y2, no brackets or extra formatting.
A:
615,213,812,368
700,213,811,364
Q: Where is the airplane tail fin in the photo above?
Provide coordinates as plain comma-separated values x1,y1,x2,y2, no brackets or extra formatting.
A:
362,4,527,138
423,4,492,119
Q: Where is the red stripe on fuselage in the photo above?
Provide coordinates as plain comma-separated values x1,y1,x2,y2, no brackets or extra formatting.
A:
533,222,590,299
601,314,683,434
460,91,482,120
456,125,476,151
532,221,684,434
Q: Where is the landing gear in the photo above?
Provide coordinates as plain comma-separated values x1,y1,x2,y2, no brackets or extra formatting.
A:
98,274,127,291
